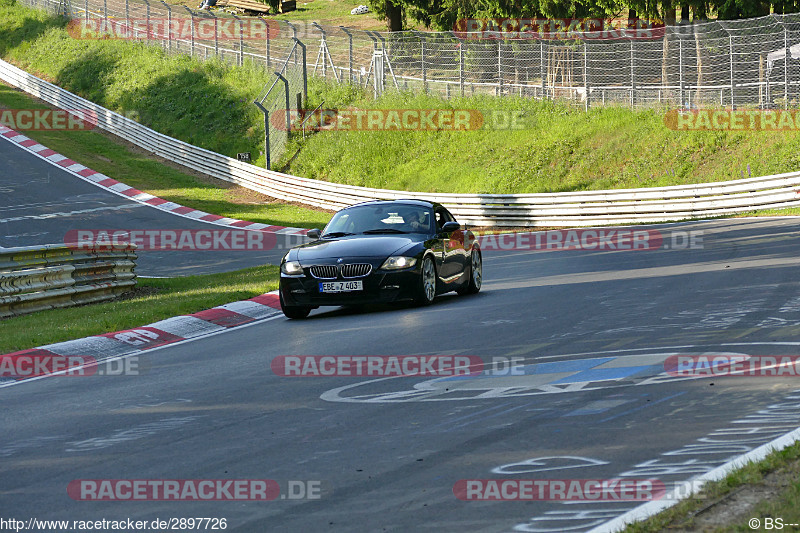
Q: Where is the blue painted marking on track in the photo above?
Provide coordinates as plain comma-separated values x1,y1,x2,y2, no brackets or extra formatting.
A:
529,357,616,374
436,356,618,382
550,365,652,384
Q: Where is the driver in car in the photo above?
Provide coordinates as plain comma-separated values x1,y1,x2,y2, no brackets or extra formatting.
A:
404,210,429,232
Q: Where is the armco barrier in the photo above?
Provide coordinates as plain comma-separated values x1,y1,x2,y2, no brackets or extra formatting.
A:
0,244,137,318
3,57,800,227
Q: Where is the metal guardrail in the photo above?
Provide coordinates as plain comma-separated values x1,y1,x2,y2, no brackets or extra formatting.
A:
2,58,800,227
0,244,137,318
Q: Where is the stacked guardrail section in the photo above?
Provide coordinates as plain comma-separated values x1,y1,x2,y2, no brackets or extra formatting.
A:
3,57,800,226
0,244,137,318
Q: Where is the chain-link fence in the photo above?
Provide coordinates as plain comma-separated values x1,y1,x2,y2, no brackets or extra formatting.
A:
254,39,306,169
25,0,800,111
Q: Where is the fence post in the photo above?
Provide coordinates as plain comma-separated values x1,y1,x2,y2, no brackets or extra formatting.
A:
498,41,503,95
84,0,88,23
253,100,270,170
285,21,298,65
144,0,150,41
103,0,107,22
679,38,684,106
125,0,130,38
584,41,589,110
459,43,464,96
313,22,327,78
630,39,635,106
729,35,735,109
159,1,171,52
293,37,307,105
420,33,427,93
209,11,217,56
540,40,545,98
276,72,291,134
261,17,271,69
233,14,243,66
184,7,195,57
340,26,353,83
785,27,789,109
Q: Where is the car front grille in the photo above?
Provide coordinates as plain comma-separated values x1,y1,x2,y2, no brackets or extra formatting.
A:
309,264,373,279
341,263,372,278
309,265,338,279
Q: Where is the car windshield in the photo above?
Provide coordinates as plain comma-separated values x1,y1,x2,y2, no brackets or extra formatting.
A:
322,205,433,237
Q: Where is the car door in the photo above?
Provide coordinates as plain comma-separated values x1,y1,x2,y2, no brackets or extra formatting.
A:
434,206,466,283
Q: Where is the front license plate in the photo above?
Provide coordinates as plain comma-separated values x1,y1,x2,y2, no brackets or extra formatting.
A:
319,280,363,293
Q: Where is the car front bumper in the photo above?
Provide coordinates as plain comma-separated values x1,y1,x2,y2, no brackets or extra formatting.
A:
280,268,420,307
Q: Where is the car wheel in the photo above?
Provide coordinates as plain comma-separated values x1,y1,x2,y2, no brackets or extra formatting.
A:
458,248,482,295
414,255,437,305
280,292,311,319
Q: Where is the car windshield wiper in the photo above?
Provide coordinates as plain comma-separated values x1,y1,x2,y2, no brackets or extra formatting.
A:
321,231,355,238
361,228,409,234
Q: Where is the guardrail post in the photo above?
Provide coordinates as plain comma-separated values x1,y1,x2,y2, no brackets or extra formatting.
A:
103,0,107,22
84,0,88,22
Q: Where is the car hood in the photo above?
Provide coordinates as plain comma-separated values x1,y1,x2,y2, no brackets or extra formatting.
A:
296,236,417,262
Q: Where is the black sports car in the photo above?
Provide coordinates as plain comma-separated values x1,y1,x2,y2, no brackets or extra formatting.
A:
279,200,482,318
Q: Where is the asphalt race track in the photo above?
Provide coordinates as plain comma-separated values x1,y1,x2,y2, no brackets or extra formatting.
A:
4,211,800,531
0,136,303,276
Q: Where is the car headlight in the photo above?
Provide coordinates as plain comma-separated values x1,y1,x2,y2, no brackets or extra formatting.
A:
381,256,417,270
281,260,304,275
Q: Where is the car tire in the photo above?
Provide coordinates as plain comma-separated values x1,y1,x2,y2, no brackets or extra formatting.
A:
457,248,482,295
414,255,437,306
280,292,311,319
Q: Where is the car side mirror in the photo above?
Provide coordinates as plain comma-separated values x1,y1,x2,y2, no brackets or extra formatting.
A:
440,221,461,233
306,229,321,240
